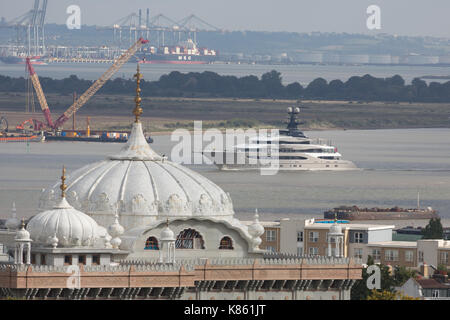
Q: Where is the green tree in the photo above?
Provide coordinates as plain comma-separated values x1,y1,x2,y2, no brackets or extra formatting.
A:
367,290,419,300
261,70,284,97
422,217,444,239
392,266,416,286
305,77,328,98
285,82,303,98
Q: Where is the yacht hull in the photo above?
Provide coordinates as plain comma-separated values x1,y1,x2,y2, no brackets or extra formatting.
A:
202,151,358,171
217,161,358,171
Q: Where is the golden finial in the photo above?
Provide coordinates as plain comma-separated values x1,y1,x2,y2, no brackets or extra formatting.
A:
166,218,170,227
334,212,338,223
133,64,143,123
60,165,67,198
21,218,26,229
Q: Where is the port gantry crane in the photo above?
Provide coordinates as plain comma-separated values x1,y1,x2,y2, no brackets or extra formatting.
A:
24,38,149,131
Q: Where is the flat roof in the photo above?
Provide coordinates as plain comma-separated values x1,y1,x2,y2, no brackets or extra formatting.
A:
306,223,395,231
367,241,417,248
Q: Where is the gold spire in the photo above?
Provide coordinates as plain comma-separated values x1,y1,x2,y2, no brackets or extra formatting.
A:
166,218,170,227
21,218,25,229
133,64,143,123
60,165,67,198
334,212,338,223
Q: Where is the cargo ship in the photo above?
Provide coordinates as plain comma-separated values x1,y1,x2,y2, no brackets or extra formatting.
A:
133,39,217,64
0,55,46,65
324,205,439,221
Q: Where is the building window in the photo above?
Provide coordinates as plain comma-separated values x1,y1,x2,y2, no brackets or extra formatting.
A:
354,232,364,243
405,251,414,262
41,254,46,265
432,290,440,298
64,255,72,265
418,251,424,263
309,232,319,243
78,255,86,265
309,247,319,256
176,229,205,249
440,252,449,265
385,250,399,262
297,232,303,242
354,248,363,259
266,230,277,242
219,237,233,250
297,247,303,256
144,237,159,250
31,254,36,265
92,255,100,265
372,249,381,261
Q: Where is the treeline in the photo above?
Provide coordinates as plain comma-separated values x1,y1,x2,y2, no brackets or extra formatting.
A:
1,70,450,102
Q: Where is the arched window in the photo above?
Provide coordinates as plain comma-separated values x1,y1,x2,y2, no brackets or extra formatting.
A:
176,229,205,249
144,236,159,250
219,236,233,250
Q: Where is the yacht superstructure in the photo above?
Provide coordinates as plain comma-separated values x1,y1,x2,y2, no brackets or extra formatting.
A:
205,107,358,171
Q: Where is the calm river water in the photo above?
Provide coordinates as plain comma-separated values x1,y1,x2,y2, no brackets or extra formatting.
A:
0,128,449,227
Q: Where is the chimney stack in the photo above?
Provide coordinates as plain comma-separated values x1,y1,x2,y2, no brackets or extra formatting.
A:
421,263,429,278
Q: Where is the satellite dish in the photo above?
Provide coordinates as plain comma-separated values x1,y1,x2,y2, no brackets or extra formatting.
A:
287,107,293,113
294,107,300,113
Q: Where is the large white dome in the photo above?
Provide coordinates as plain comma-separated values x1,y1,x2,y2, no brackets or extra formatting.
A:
39,122,234,229
28,198,100,247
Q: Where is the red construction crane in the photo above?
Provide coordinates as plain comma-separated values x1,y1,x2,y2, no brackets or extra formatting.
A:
25,57,54,128
25,38,149,130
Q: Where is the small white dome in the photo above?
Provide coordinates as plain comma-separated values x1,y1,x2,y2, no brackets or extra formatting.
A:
160,225,175,241
27,197,100,247
15,224,31,241
329,222,342,234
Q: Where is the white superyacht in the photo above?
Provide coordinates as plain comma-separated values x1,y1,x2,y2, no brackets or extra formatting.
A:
204,107,358,171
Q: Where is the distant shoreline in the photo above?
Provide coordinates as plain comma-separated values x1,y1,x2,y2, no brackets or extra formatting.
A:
1,92,450,132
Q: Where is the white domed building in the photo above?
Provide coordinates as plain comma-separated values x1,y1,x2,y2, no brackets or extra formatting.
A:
37,67,265,262
0,67,363,300
23,167,127,266
39,125,235,230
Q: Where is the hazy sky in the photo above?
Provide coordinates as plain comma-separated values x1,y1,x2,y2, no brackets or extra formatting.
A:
1,0,450,37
